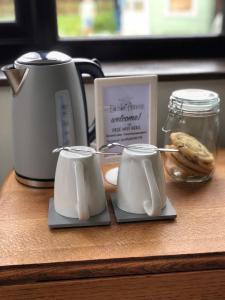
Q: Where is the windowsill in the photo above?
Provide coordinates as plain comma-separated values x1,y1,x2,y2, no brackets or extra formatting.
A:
102,58,225,81
1,58,225,86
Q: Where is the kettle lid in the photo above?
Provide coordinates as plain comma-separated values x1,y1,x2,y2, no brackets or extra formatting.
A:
16,51,72,65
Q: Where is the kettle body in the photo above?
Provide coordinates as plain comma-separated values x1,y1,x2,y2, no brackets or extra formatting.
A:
2,51,104,187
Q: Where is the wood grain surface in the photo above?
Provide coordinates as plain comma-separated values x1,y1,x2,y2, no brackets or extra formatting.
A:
1,151,225,286
1,270,225,300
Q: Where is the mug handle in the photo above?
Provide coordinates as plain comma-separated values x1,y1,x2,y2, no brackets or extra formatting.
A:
142,159,162,216
73,161,90,221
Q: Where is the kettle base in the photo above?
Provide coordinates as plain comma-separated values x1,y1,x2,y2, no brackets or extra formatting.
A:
15,172,54,188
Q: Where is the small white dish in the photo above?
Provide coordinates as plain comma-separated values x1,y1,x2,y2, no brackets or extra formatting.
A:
105,167,119,186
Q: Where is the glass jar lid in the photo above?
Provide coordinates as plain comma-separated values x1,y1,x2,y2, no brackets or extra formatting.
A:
169,89,220,115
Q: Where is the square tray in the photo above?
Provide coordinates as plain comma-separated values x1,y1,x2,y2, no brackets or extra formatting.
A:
48,198,111,229
111,193,176,223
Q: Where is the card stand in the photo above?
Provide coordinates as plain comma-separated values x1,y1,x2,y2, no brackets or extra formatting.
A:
111,193,176,223
48,198,111,229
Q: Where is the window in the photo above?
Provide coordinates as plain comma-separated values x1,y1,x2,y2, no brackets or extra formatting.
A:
56,0,222,37
0,0,15,22
169,0,193,12
0,0,225,64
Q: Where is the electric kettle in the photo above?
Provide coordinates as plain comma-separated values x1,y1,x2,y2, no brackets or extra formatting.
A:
2,51,104,187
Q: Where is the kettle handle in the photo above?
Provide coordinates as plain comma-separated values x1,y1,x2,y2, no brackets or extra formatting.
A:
74,58,105,145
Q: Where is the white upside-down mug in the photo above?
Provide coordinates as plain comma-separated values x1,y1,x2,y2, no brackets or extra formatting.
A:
117,144,167,216
54,146,106,220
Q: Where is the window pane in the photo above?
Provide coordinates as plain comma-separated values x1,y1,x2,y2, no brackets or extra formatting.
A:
57,0,222,38
0,0,15,22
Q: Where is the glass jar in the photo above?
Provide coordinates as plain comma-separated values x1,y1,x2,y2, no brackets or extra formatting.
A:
162,89,220,183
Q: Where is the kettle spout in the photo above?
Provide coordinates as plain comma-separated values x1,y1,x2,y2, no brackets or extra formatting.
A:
1,64,29,94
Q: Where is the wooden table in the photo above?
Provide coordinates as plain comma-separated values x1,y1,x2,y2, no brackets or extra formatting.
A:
1,151,225,299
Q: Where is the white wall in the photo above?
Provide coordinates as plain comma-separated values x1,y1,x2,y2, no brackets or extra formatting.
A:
1,79,225,185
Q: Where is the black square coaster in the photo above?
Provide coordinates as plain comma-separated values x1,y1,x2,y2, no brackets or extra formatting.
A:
48,198,111,229
111,193,176,223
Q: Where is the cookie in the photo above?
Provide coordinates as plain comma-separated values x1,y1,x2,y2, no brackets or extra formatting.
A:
165,150,204,177
170,132,214,163
197,158,215,171
165,145,209,176
171,151,212,175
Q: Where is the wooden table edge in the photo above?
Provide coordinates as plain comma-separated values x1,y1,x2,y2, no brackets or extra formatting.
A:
1,252,225,286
